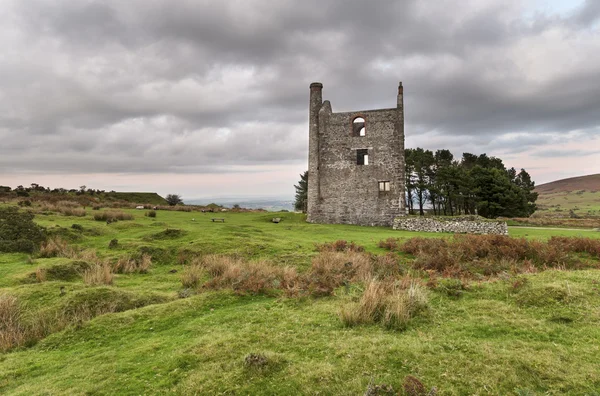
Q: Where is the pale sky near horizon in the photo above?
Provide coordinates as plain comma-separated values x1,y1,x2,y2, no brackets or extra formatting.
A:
1,0,599,200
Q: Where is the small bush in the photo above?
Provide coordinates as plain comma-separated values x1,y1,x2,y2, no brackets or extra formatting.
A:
434,278,468,298
146,210,157,218
0,207,46,253
377,237,400,251
108,239,119,249
315,240,365,253
399,235,599,278
71,224,84,231
82,263,114,285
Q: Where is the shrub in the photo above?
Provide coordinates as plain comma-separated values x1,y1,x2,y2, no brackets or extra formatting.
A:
434,278,468,298
399,235,598,278
0,207,46,253
71,224,84,231
108,239,119,249
82,263,114,285
377,237,400,251
315,240,365,253
146,210,157,218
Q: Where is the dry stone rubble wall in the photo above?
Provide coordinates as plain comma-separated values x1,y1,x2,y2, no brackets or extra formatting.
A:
393,216,508,235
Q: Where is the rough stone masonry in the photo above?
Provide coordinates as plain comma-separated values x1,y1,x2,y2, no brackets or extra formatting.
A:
393,216,509,235
306,82,406,226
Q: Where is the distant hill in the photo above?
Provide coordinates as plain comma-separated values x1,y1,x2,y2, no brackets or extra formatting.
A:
534,174,600,217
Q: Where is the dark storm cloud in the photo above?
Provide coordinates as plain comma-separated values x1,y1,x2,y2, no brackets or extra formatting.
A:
1,0,599,175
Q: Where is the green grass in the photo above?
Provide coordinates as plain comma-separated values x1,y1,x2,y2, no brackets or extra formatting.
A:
1,209,600,394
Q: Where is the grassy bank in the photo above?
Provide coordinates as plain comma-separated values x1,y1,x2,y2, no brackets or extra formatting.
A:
1,209,600,394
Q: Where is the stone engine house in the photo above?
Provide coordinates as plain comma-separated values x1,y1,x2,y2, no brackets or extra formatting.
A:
307,82,406,226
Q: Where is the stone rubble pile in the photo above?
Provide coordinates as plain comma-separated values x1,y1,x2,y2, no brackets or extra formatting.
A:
393,215,508,235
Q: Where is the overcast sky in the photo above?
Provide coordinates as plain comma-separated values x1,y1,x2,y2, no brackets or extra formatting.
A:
1,0,599,200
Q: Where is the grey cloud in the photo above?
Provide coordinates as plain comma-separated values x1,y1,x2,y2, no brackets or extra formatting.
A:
532,149,600,158
1,0,599,176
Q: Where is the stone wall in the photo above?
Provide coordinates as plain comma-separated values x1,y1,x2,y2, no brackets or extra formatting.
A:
307,82,405,226
393,216,508,235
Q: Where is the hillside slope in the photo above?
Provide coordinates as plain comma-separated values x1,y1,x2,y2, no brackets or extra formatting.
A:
534,174,600,217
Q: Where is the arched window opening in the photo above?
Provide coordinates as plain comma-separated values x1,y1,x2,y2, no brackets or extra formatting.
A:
353,117,366,137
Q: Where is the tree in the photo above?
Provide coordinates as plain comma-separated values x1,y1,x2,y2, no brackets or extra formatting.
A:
0,207,46,253
165,194,183,206
294,171,308,213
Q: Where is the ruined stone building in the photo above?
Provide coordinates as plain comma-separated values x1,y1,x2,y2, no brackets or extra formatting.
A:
307,82,406,226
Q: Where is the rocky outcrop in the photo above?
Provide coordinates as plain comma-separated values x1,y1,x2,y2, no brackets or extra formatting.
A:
393,215,508,235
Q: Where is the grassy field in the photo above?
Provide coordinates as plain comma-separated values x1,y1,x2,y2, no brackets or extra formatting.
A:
1,208,600,395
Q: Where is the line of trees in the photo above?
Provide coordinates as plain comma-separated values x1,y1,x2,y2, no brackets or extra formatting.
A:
405,149,538,218
294,149,538,219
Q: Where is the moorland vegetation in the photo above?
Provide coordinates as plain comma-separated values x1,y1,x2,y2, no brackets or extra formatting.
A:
1,197,600,394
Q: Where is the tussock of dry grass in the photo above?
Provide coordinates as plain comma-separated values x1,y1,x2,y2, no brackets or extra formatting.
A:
181,265,205,289
37,201,86,217
38,237,75,258
93,211,134,222
182,251,404,297
339,280,429,330
82,263,114,285
0,294,27,352
35,267,47,283
113,254,152,274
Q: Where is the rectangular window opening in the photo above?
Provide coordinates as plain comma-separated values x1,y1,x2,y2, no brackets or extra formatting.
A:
378,181,390,192
357,149,369,165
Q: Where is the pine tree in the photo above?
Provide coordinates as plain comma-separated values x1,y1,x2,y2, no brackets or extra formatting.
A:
294,171,308,213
